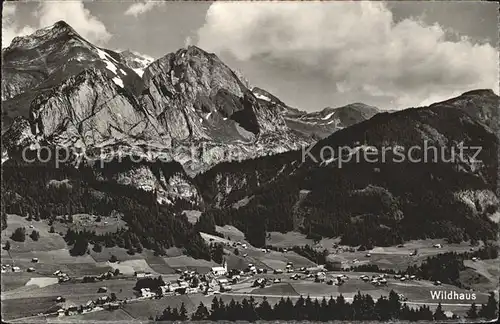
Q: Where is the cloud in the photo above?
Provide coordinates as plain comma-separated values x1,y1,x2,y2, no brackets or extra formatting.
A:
2,3,35,47
36,1,111,44
2,1,111,48
197,2,498,109
125,1,163,17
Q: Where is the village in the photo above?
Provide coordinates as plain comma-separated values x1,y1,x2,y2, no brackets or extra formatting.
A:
1,214,496,322
1,252,451,320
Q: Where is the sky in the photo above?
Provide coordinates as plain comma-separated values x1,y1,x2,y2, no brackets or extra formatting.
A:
2,0,498,111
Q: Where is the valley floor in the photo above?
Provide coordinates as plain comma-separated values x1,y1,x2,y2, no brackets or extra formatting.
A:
1,215,498,322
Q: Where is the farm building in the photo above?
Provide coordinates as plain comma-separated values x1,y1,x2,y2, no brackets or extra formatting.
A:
108,303,120,310
97,296,110,304
84,300,95,309
140,288,156,298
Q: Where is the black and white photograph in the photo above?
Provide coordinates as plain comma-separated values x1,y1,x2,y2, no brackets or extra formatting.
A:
1,0,499,322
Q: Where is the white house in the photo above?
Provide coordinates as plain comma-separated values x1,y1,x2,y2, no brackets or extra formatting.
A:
140,288,156,298
211,259,228,276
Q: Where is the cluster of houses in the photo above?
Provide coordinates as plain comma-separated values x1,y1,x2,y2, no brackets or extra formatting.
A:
1,264,22,273
136,260,238,299
360,274,388,286
326,274,349,286
252,277,282,288
53,270,71,282
393,274,417,282
82,270,120,283
52,294,121,317
1,258,43,274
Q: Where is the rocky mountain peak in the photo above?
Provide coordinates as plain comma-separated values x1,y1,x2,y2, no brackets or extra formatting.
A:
141,45,290,142
5,20,81,51
2,21,144,131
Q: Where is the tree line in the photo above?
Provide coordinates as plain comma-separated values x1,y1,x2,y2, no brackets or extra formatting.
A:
154,291,498,321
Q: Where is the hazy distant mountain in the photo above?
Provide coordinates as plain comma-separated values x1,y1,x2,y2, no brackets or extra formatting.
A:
118,50,154,77
251,87,380,140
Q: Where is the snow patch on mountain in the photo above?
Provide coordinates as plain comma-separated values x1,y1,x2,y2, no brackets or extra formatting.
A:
112,77,124,88
96,47,119,74
321,112,335,120
133,68,145,77
254,92,271,102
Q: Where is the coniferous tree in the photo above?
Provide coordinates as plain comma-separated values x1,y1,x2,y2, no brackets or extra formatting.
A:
375,296,391,321
209,297,220,320
11,227,26,242
191,302,210,320
211,243,224,264
70,236,89,256
159,306,172,321
479,292,498,319
257,297,273,320
388,289,401,319
417,305,433,320
30,230,40,241
179,302,188,321
319,297,329,321
92,242,102,252
336,294,348,320
171,307,180,320
294,295,306,320
467,303,479,319
433,303,447,320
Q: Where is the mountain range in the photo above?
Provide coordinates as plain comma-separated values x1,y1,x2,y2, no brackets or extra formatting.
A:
1,21,499,257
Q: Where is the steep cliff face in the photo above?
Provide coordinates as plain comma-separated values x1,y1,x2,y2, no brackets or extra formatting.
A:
137,45,310,174
141,45,288,142
92,159,202,207
27,68,164,148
